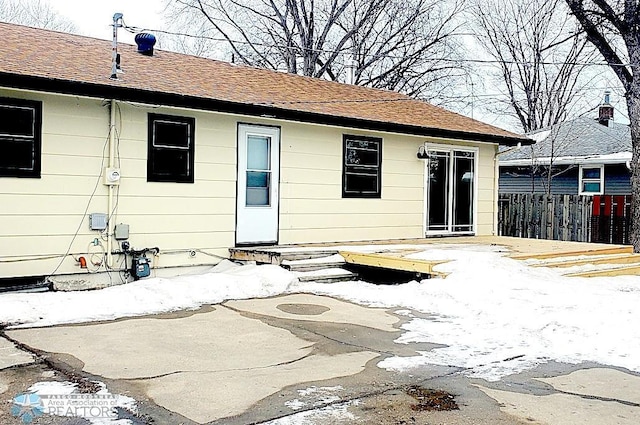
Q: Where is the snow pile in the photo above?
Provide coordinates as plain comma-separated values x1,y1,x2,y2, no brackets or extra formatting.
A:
293,247,640,381
0,261,295,328
3,244,640,382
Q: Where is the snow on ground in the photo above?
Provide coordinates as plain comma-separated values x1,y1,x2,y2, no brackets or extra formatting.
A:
264,401,358,425
0,261,295,328
284,386,345,411
2,244,640,382
293,247,640,381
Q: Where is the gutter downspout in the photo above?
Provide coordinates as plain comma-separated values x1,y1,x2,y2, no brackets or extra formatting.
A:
107,99,116,268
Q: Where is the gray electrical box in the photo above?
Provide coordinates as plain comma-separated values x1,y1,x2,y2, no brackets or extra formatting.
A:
115,223,130,240
89,213,108,231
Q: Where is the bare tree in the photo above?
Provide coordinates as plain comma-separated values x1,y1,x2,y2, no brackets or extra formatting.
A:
564,0,640,252
341,0,467,102
471,0,594,133
164,0,467,102
0,0,76,32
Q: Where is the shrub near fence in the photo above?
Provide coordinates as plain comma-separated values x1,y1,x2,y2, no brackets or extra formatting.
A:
498,194,631,244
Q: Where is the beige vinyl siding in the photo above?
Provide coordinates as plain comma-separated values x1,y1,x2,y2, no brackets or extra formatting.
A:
0,88,499,280
0,91,237,278
476,143,498,236
278,124,424,244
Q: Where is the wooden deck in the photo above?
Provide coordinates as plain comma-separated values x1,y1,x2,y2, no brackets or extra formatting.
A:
229,236,637,280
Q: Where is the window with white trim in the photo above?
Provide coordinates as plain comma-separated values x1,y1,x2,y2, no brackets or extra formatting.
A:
0,97,42,178
147,113,195,183
578,165,604,195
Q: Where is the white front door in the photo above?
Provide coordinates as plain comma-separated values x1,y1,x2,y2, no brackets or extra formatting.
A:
236,124,280,245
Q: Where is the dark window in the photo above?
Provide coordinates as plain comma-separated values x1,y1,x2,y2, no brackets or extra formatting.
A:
0,98,42,178
342,135,382,198
148,114,195,183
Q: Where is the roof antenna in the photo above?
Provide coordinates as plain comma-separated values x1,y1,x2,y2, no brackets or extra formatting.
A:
110,13,123,80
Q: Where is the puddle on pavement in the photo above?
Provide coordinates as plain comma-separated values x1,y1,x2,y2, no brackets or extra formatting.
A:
405,385,459,411
276,303,330,315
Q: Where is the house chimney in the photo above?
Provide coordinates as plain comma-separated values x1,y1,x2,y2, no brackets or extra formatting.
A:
598,90,614,126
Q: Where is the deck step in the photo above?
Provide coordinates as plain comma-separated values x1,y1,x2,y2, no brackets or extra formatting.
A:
294,268,357,283
564,263,640,278
511,245,633,260
229,247,338,265
283,261,347,272
281,253,345,272
279,250,340,262
531,253,640,269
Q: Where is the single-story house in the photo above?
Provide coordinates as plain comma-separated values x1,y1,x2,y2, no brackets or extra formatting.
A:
0,22,527,286
499,95,631,196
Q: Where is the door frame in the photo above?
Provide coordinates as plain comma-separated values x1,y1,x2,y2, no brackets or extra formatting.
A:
235,122,282,246
423,143,479,236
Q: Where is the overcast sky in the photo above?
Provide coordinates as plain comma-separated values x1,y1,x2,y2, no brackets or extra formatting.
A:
51,0,165,44
36,0,628,130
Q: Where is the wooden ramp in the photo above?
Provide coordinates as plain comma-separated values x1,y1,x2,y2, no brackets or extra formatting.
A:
340,251,448,279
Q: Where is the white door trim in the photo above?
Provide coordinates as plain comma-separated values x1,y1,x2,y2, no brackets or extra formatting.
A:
236,123,280,245
423,143,478,236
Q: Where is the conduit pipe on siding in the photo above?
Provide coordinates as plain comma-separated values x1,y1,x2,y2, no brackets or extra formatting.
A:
107,99,116,268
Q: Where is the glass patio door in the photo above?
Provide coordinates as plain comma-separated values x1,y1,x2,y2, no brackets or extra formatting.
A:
425,147,476,234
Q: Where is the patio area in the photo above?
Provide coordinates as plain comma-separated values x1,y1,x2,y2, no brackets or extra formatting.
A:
230,236,637,280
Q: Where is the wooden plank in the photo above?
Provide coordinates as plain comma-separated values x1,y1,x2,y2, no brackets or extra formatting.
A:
530,253,640,268
228,248,282,265
511,246,634,260
562,194,570,241
565,263,640,278
340,251,449,276
526,194,533,238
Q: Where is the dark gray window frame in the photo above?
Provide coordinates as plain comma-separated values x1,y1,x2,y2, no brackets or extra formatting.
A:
0,97,42,178
147,113,195,183
342,134,382,198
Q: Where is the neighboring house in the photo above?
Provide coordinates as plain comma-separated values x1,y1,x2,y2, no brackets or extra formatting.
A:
499,95,632,196
0,22,527,286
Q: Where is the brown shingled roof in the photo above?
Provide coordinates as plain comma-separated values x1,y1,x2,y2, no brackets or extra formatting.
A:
0,22,527,144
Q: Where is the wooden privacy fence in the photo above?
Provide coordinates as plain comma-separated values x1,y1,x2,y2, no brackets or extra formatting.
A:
498,194,632,244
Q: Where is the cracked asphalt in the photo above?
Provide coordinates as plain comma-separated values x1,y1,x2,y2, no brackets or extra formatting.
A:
2,294,640,424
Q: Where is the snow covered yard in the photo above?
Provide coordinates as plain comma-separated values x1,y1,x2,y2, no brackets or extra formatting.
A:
1,244,639,382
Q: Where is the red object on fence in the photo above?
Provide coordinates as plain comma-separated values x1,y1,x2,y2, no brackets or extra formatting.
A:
614,196,625,217
603,195,612,216
592,195,601,216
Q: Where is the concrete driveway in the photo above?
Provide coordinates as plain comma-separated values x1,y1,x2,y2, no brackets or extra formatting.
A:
3,293,640,424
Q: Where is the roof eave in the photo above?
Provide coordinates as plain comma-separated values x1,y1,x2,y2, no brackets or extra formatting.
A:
0,72,528,146
500,154,632,167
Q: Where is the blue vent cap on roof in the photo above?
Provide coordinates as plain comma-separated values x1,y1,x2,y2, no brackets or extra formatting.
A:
135,33,156,56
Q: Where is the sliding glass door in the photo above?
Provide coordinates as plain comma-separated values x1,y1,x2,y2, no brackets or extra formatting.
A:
425,147,476,235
